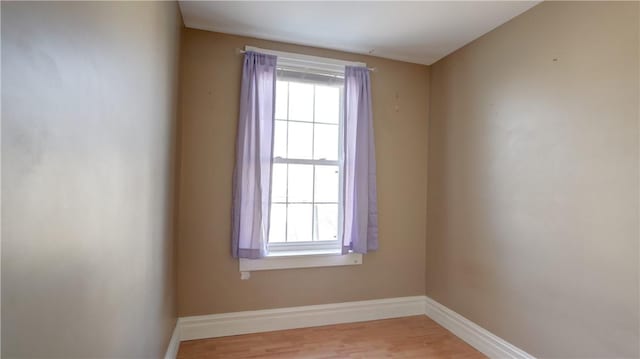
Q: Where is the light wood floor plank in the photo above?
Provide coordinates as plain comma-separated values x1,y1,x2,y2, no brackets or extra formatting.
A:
177,316,486,358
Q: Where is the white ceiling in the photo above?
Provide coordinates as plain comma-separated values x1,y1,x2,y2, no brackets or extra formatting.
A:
179,1,539,66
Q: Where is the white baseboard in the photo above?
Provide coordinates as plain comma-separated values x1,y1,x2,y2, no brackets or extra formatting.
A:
424,296,534,359
164,323,180,359
174,295,534,359
178,296,426,341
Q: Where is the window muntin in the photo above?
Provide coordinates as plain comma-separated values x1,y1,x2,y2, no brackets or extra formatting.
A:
268,70,344,252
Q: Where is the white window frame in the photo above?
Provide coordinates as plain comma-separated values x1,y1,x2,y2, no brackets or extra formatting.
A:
268,101,343,254
239,46,366,277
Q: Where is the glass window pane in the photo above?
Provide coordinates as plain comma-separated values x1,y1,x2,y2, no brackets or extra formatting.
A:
275,81,288,120
288,204,312,242
289,82,313,122
288,164,313,202
288,121,313,159
269,204,286,243
315,86,340,124
314,204,338,241
271,163,287,203
314,165,339,203
314,123,339,160
273,120,287,158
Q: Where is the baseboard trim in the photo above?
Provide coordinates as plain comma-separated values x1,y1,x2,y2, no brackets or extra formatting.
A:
175,295,534,359
424,296,534,359
178,296,426,341
164,322,180,359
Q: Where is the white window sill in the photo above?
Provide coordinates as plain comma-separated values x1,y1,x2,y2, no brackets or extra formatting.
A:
239,251,362,279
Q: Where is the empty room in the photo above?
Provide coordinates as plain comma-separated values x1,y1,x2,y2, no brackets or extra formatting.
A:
2,1,638,358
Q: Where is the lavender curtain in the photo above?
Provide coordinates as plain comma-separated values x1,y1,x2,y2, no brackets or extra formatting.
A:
342,66,378,254
232,51,277,259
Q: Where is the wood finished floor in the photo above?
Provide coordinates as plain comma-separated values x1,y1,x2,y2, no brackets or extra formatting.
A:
177,316,486,358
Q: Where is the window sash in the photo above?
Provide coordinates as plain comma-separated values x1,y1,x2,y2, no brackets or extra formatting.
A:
268,71,345,252
268,240,340,253
274,157,339,166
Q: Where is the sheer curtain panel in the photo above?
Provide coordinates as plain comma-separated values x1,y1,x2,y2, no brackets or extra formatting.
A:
232,51,277,259
342,66,379,254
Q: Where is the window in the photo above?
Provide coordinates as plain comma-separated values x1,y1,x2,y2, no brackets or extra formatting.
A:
268,61,344,254
239,46,366,276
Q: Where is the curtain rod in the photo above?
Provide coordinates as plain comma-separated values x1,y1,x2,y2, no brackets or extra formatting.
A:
237,49,376,72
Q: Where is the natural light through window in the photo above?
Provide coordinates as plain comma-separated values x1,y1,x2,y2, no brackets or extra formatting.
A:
269,71,344,253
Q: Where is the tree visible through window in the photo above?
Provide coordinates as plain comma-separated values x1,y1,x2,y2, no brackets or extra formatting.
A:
268,72,344,252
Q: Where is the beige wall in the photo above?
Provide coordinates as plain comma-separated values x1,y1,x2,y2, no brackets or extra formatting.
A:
427,1,639,358
1,1,182,357
176,29,429,316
